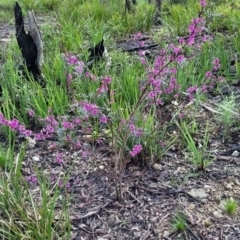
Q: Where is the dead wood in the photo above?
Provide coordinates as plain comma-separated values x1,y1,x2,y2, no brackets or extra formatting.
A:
154,0,162,25
125,0,137,12
125,0,131,12
122,43,158,52
135,184,204,203
86,39,105,69
27,10,43,69
14,2,43,82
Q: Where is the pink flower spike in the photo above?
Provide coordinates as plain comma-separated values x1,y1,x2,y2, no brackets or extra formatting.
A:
176,55,185,63
100,115,108,124
130,144,143,157
8,119,19,130
200,0,206,7
213,58,220,71
205,71,212,79
134,32,142,41
103,76,112,85
80,102,99,116
26,175,38,185
187,37,195,46
56,152,64,164
28,110,35,117
179,38,185,45
62,120,73,130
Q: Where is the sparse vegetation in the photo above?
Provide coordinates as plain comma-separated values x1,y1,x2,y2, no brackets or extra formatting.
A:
224,198,238,216
172,212,187,232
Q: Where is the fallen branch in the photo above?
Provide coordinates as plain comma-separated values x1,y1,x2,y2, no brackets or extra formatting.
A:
123,43,158,52
135,184,204,203
69,200,111,220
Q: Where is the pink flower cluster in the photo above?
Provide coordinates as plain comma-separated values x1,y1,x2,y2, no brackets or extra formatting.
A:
213,58,220,71
133,32,146,64
186,58,223,100
63,53,85,76
56,152,64,164
26,175,38,185
0,114,32,137
130,144,143,157
129,123,142,138
35,114,59,140
169,44,185,63
146,59,180,104
85,71,97,81
187,17,205,46
80,101,100,116
119,119,143,138
200,0,206,7
97,76,112,94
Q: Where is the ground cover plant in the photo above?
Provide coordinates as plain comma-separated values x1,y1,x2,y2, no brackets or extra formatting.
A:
0,0,240,239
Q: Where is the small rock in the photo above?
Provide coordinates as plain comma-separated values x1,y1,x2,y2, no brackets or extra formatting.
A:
213,210,223,218
71,152,78,158
187,203,195,210
188,188,209,199
225,183,233,190
82,135,94,143
215,194,222,202
31,155,40,162
172,101,179,106
1,38,11,42
153,163,162,171
232,150,239,157
99,165,104,170
203,220,211,227
227,176,235,182
26,137,36,149
132,170,142,177
162,231,170,237
107,214,115,225
235,179,240,186
149,216,158,223
47,143,57,151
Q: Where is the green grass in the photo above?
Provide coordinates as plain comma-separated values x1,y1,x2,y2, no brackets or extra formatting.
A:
223,198,238,216
172,212,187,232
0,143,71,239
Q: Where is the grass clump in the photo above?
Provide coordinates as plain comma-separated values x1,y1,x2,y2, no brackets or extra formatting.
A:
223,198,238,216
0,144,71,239
176,118,211,171
172,212,187,232
215,94,239,140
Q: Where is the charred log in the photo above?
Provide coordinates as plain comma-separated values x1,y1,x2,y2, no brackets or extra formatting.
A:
86,39,105,69
14,2,43,83
125,0,137,12
125,0,131,12
154,0,162,25
123,43,158,53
